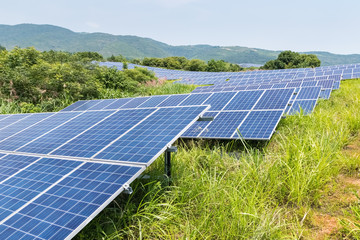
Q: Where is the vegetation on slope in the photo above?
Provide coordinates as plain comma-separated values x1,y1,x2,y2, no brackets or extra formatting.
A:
0,47,193,113
74,79,360,239
1,24,360,66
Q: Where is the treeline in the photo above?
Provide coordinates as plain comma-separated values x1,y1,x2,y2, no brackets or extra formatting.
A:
261,50,321,70
0,47,156,110
109,55,244,72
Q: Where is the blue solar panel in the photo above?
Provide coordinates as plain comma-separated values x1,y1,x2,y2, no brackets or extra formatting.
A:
17,111,115,155
138,95,169,108
0,112,81,151
200,111,248,138
0,154,40,182
103,98,132,110
272,83,287,89
0,113,54,142
301,81,317,87
203,92,236,111
0,157,82,222
60,101,87,112
157,94,189,107
94,106,208,164
73,100,103,111
120,97,150,109
317,80,335,89
253,89,294,110
52,109,155,158
224,90,264,110
0,114,29,130
319,89,332,99
181,112,219,138
288,100,317,115
238,110,284,139
179,93,211,106
286,82,302,88
87,99,117,111
0,156,144,240
333,81,340,90
296,87,321,100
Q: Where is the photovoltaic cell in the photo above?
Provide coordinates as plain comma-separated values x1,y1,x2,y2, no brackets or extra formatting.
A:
94,106,207,164
60,101,87,112
103,98,132,110
319,89,332,99
200,111,248,138
296,87,321,100
254,89,294,110
181,112,219,138
137,95,169,108
224,90,263,110
203,92,236,111
288,100,317,115
0,112,81,151
51,109,155,158
87,99,117,111
179,93,211,106
120,97,150,109
17,111,115,155
0,162,144,240
0,155,40,182
73,100,103,111
0,157,81,222
0,113,54,142
0,114,29,130
238,110,284,139
157,94,189,107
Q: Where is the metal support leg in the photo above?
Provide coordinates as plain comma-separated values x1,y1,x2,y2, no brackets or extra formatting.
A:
164,146,177,181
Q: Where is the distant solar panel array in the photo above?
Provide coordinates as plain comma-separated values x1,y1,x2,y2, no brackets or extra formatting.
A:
0,106,208,239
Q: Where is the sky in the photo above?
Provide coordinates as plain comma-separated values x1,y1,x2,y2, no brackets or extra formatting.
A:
0,0,359,54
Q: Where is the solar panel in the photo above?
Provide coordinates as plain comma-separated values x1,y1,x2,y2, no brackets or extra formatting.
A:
253,89,294,110
93,106,208,164
288,100,317,115
203,92,236,111
0,114,29,130
50,109,155,158
0,105,208,239
238,110,284,140
0,113,55,142
120,97,150,109
0,154,144,240
319,89,332,99
295,87,321,100
224,90,264,110
157,94,189,107
0,112,82,151
17,111,116,155
199,111,248,138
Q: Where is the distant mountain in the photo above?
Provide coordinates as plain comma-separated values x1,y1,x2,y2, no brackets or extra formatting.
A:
0,24,359,66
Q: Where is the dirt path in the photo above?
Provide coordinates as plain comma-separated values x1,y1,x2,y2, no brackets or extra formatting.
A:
305,136,360,239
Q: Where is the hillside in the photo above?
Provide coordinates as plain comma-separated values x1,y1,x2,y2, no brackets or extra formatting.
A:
1,24,360,66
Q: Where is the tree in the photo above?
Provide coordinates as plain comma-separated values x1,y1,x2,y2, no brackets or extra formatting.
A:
185,59,207,71
262,50,321,70
206,59,227,72
0,45,5,51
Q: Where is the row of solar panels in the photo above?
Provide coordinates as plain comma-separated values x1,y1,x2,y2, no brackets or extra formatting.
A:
0,106,208,239
98,62,360,85
61,87,324,140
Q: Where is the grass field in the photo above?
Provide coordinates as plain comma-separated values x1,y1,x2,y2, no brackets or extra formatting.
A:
70,79,360,239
